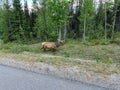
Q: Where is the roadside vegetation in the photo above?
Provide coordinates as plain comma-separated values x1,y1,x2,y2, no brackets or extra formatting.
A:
0,39,119,64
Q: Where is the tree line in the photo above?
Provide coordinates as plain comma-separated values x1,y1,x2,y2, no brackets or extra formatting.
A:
0,0,120,43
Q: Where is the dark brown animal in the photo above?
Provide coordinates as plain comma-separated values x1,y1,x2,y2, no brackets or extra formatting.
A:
41,40,64,51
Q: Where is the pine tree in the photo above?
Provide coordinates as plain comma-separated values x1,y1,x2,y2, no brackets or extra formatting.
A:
36,0,49,40
0,8,4,38
30,0,38,38
115,0,120,32
2,0,12,42
11,0,25,41
23,0,30,39
95,0,105,39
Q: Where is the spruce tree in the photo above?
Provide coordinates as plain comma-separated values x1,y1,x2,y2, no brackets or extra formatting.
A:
0,8,4,38
11,0,25,41
23,0,30,39
95,1,105,39
2,0,12,42
30,0,38,38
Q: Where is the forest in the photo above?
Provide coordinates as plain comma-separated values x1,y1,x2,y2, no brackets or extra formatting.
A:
0,0,120,44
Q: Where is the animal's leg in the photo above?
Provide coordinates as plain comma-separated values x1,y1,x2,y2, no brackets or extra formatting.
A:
52,48,56,52
41,46,43,49
41,45,46,51
43,48,46,51
43,46,47,51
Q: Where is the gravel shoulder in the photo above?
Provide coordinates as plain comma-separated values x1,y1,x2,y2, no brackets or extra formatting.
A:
0,52,120,90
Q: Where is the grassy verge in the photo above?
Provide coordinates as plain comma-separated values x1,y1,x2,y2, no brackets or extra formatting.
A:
0,39,120,63
0,51,120,75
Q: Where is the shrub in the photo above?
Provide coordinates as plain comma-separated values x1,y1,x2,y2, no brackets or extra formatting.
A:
0,39,4,49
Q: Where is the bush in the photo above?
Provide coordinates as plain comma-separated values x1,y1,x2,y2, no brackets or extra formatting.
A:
1,43,29,53
114,32,120,45
0,39,4,49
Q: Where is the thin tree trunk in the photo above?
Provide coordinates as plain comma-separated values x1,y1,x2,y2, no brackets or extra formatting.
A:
42,0,47,40
83,14,86,43
64,23,67,41
112,4,117,39
82,0,86,43
58,22,62,40
105,2,107,41
58,28,62,40
112,14,116,39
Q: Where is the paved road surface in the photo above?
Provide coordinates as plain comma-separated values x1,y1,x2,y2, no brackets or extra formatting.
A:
0,65,108,90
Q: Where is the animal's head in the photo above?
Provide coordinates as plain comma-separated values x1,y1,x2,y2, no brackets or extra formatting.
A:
57,39,64,46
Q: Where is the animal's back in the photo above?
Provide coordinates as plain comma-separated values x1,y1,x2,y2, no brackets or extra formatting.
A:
42,42,56,49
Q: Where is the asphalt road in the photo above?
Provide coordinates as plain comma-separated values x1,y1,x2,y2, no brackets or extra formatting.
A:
0,65,108,90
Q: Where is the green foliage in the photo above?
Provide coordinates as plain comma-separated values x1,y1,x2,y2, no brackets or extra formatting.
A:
63,51,70,57
2,0,38,42
48,0,69,28
36,0,69,41
95,2,105,27
95,52,113,64
0,0,119,44
79,0,96,40
2,0,12,42
1,42,41,53
0,39,4,49
0,8,4,38
11,0,25,41
114,32,120,39
23,1,31,39
111,32,120,45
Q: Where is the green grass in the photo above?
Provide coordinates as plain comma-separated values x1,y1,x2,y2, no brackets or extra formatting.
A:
1,42,41,53
0,39,120,64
